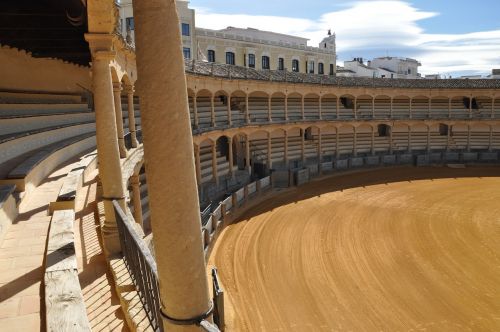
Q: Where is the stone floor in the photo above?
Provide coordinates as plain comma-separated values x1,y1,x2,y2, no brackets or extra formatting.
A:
0,161,128,331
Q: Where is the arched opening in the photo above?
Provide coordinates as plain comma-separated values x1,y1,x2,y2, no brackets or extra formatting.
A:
392,96,410,119
430,96,449,119
214,90,229,126
321,94,337,120
271,92,286,122
248,91,270,123
374,95,391,119
196,89,213,128
215,136,231,179
287,93,302,121
304,93,320,120
450,96,469,119
374,124,391,153
356,95,373,119
230,90,247,125
339,94,355,119
411,96,429,119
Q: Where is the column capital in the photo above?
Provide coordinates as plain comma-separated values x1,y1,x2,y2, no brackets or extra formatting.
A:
113,82,122,93
124,85,135,94
130,174,140,185
93,50,117,62
85,33,115,53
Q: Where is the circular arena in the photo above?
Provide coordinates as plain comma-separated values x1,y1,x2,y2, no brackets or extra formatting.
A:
209,167,500,331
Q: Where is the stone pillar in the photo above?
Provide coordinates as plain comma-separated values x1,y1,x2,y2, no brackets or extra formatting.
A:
267,132,272,169
336,98,340,118
210,94,216,127
428,98,432,118
228,136,234,177
491,97,495,119
130,174,143,229
469,96,473,119
227,95,232,126
125,85,139,148
448,98,452,118
245,94,250,123
211,142,218,185
390,98,393,118
353,97,357,119
133,1,211,330
88,50,126,256
193,93,199,129
113,82,128,158
267,96,272,122
409,98,413,119
371,98,375,118
194,144,202,185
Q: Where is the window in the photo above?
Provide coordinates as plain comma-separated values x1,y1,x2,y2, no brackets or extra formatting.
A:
226,52,235,65
207,50,215,63
408,68,411,74
248,54,255,68
378,124,389,137
278,58,284,70
318,63,324,75
126,17,134,31
262,56,270,70
183,47,191,59
329,64,334,75
308,61,315,74
181,23,190,36
292,59,299,72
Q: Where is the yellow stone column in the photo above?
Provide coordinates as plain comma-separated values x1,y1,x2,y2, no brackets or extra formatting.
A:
267,96,272,122
125,85,139,148
89,50,126,256
130,174,144,228
210,94,216,127
284,95,289,121
284,130,288,164
245,94,250,123
211,142,219,185
113,82,128,158
133,1,211,330
301,96,305,120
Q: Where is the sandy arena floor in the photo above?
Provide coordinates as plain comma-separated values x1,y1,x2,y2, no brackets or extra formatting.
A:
208,166,500,332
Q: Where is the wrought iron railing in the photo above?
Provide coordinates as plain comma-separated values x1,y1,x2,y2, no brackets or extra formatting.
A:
113,201,222,332
113,201,163,331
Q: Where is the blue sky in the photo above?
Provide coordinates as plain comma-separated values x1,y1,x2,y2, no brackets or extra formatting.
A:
188,0,500,77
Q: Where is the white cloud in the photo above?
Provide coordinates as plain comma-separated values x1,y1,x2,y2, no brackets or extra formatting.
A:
192,1,500,77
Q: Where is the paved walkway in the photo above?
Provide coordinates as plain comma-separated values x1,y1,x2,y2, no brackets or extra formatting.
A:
0,161,128,331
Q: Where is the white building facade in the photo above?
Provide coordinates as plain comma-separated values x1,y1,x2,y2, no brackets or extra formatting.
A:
339,57,421,79
118,0,336,75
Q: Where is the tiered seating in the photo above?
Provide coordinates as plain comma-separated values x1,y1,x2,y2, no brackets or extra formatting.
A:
337,130,354,156
429,131,448,150
196,95,212,128
391,128,410,151
411,97,429,119
249,138,269,164
373,135,390,153
373,97,391,119
355,130,372,155
450,98,469,119
476,97,493,119
321,96,337,120
494,98,500,118
199,144,230,184
321,128,337,158
269,137,286,166
392,97,410,119
491,127,500,150
271,96,286,121
356,97,373,119
0,91,96,198
286,130,303,162
121,95,142,135
410,128,428,151
0,184,17,240
287,96,302,121
188,95,196,127
213,96,229,126
304,136,319,162
248,96,269,123
304,97,320,120
430,98,449,118
449,126,468,150
469,130,490,150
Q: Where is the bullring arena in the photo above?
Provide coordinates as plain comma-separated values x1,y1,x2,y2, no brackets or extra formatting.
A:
209,167,500,331
1,1,500,331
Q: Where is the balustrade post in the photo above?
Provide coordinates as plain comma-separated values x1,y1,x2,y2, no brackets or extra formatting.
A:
335,128,340,159
130,175,144,229
113,82,128,158
446,125,451,151
389,126,394,153
133,1,211,330
126,85,139,148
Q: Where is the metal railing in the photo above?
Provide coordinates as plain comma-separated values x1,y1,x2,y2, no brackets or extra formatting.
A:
113,201,222,332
